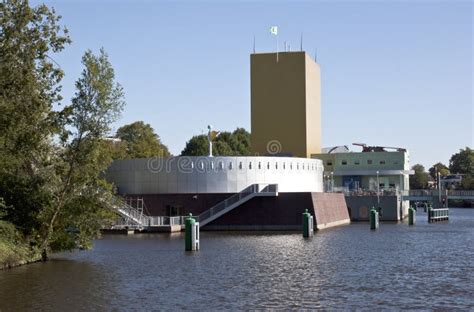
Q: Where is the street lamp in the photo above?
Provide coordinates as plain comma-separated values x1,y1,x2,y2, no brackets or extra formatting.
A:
376,170,380,205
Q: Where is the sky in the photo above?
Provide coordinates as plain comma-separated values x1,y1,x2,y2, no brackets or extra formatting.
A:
34,0,473,168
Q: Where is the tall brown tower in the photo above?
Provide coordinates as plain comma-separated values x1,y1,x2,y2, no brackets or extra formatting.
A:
250,51,321,158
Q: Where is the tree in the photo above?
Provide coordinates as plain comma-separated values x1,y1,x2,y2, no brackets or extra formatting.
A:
410,164,429,189
449,147,474,175
0,0,70,237
449,147,474,190
115,121,170,158
181,128,251,156
38,49,125,259
429,162,450,179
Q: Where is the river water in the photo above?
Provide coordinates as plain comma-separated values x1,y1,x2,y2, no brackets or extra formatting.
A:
1,208,473,311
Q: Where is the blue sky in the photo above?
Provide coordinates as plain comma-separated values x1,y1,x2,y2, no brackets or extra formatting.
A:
36,0,472,168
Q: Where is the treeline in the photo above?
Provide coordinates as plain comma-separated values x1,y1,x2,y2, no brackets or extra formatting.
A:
410,147,474,190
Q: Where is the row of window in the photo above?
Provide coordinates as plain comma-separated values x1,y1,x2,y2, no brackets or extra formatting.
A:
194,161,321,171
327,160,399,166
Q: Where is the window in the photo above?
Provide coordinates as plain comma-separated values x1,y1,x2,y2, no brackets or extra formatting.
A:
283,162,286,170
354,160,360,165
275,162,278,169
229,162,233,170
297,163,299,170
367,160,373,165
219,161,224,170
249,162,252,169
380,160,386,165
239,162,243,169
258,162,262,169
342,160,347,165
290,163,293,170
267,162,270,169
327,161,333,166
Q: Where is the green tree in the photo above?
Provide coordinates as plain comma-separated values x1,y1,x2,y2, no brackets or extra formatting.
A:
115,121,170,158
0,0,70,237
428,162,450,179
181,128,251,156
410,164,429,189
449,147,474,175
449,147,474,190
38,49,124,259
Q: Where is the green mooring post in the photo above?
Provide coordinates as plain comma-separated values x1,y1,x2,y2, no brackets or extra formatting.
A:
427,207,432,223
370,207,379,230
302,209,313,237
185,213,196,251
408,207,416,225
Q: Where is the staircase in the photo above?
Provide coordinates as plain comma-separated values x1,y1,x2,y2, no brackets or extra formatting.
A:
111,197,147,228
197,183,278,227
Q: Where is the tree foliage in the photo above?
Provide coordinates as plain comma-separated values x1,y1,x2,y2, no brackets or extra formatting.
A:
114,121,170,158
181,128,251,156
0,0,125,262
0,0,70,239
449,147,474,190
38,49,125,258
428,162,450,179
410,164,429,189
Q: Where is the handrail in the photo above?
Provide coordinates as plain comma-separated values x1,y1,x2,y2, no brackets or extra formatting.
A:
196,183,278,226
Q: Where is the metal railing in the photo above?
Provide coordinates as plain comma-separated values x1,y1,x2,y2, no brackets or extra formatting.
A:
197,183,278,226
109,183,279,229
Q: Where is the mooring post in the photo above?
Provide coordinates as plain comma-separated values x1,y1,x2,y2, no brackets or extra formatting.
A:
185,213,199,251
302,209,313,237
370,207,379,230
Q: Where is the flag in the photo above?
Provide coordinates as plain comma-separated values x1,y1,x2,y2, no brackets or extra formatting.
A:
270,26,278,36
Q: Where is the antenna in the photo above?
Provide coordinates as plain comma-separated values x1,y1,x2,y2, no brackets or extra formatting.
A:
300,33,303,51
314,48,318,62
253,34,255,53
284,41,287,52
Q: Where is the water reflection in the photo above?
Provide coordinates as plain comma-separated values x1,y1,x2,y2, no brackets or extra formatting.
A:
0,209,473,310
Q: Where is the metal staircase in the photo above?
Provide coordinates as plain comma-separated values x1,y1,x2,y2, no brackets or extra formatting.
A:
108,184,278,229
197,183,278,227
111,196,147,229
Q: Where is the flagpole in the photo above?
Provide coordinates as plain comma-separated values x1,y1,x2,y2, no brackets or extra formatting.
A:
276,35,278,63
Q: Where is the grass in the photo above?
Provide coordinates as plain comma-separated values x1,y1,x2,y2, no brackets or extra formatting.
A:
0,221,40,269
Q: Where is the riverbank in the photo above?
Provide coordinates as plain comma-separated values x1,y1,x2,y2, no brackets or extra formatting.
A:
0,221,41,270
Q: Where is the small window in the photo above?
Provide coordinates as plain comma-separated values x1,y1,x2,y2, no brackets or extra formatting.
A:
342,160,347,165
219,161,224,170
267,162,270,169
283,162,286,170
327,161,333,166
354,160,360,165
275,162,278,169
290,163,293,170
249,162,252,169
367,160,373,165
199,162,204,169
297,163,300,170
380,160,386,165
239,162,243,169
229,162,233,170
210,162,214,169
258,162,262,169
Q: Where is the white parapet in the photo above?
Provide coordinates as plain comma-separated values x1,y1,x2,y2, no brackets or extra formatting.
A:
106,156,324,194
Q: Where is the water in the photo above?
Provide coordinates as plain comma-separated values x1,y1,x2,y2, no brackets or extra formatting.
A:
1,208,473,310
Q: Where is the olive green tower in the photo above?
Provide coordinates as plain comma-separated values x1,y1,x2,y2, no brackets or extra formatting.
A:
250,51,321,158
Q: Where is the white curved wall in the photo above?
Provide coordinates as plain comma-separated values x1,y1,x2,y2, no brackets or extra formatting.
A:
106,156,324,194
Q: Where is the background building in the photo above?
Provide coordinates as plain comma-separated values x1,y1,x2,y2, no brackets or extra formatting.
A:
250,52,321,158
